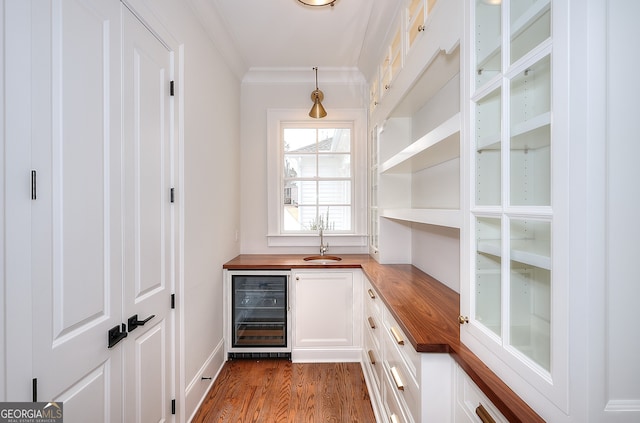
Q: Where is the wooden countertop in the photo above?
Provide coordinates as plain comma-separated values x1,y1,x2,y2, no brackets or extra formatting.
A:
223,254,544,423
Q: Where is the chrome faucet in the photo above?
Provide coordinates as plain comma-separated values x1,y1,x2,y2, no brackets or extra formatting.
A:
319,227,328,256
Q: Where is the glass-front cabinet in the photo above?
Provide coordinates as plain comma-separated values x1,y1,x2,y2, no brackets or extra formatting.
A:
463,0,567,416
369,126,379,256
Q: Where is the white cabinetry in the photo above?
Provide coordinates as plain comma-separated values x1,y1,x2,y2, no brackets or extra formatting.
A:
369,0,462,265
291,269,362,362
454,363,507,423
362,278,452,423
460,0,568,418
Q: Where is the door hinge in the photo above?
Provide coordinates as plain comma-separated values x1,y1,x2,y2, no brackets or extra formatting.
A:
171,399,176,415
170,81,175,96
31,170,37,200
171,293,175,309
170,187,175,203
32,378,37,402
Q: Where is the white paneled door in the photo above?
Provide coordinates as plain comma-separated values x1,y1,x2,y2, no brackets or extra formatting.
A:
28,1,175,421
122,6,174,423
30,0,124,420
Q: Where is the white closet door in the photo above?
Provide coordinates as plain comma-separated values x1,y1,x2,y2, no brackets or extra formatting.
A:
122,7,174,423
30,0,124,421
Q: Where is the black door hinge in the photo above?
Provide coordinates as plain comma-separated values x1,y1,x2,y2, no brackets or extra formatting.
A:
171,293,175,309
170,81,175,96
32,378,37,402
170,187,175,203
171,399,176,415
31,170,37,200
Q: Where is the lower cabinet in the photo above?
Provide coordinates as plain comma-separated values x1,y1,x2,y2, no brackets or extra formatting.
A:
362,278,453,423
453,363,507,423
291,269,363,362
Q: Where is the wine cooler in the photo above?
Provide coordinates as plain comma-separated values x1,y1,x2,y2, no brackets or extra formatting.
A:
228,271,291,356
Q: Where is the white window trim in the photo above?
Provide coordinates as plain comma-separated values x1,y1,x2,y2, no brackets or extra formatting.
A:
267,108,368,247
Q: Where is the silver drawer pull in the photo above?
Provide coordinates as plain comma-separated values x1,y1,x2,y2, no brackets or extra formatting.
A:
476,404,496,423
390,366,404,391
368,316,376,329
367,288,376,299
390,414,400,423
368,349,376,365
390,326,404,345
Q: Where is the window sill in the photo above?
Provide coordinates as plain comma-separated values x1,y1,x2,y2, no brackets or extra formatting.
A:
266,234,368,248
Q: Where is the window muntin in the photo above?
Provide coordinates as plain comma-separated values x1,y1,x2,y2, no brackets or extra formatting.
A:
282,124,353,233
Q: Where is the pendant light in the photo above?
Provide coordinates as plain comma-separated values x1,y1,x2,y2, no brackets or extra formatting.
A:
309,67,327,119
297,0,337,6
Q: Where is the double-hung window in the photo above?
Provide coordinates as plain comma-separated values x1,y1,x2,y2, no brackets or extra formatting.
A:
267,109,367,247
282,124,353,233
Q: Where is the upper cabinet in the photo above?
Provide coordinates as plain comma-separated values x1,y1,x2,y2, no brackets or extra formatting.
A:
461,0,568,418
368,0,462,263
405,0,438,53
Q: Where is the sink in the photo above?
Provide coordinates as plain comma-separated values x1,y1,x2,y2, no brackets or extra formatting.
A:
303,255,343,263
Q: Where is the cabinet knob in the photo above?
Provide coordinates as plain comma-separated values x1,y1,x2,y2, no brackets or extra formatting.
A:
417,24,425,32
458,315,469,325
296,276,300,281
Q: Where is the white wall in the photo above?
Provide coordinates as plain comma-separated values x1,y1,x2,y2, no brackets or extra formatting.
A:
240,69,368,254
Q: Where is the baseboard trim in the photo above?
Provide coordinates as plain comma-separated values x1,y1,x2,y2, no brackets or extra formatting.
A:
291,347,361,363
185,339,225,421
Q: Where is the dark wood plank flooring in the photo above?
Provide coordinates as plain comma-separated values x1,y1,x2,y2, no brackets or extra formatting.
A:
191,359,376,423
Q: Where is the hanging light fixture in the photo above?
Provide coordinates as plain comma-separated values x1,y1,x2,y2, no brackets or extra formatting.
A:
297,0,337,6
309,67,327,119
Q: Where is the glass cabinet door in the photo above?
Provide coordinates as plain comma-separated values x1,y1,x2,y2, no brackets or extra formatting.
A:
369,126,379,254
471,0,553,374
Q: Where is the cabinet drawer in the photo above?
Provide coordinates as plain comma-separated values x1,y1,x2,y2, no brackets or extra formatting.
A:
455,364,507,423
382,367,409,423
364,278,382,318
384,309,420,380
365,301,381,345
383,331,420,422
364,327,383,392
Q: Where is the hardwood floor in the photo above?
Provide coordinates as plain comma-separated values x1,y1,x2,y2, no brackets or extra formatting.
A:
191,359,376,423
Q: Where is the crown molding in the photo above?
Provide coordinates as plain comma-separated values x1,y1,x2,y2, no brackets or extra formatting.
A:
242,67,366,85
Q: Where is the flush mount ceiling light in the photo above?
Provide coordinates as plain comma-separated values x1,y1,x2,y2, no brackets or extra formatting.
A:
309,67,327,119
297,0,337,7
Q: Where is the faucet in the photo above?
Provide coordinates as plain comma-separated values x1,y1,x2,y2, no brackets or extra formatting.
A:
319,227,328,256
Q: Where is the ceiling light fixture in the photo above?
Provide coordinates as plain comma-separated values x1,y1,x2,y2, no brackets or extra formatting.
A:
309,67,327,119
297,0,337,7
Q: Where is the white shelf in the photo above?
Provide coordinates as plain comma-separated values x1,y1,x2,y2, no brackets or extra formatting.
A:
512,111,551,138
380,113,460,174
510,111,551,150
380,208,462,229
475,0,551,82
477,112,550,152
477,239,551,270
477,132,501,151
511,0,551,41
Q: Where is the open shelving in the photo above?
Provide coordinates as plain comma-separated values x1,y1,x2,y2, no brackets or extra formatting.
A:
380,113,460,174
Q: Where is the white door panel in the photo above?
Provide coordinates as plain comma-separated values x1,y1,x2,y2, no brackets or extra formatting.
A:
122,6,174,422
31,0,123,420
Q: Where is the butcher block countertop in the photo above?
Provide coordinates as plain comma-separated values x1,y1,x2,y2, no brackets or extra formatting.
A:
223,254,544,423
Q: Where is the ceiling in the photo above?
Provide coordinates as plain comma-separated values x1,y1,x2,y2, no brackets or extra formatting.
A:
188,0,402,80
